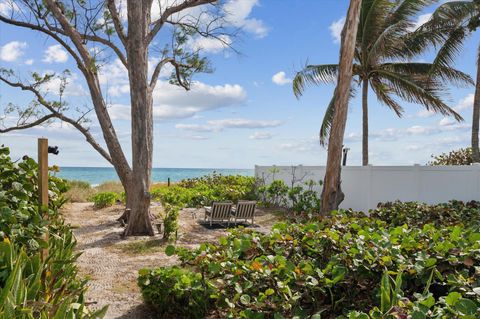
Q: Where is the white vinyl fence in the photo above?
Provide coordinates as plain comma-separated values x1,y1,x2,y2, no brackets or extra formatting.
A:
254,165,480,212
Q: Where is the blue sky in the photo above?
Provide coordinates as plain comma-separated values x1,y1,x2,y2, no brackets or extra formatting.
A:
0,0,479,168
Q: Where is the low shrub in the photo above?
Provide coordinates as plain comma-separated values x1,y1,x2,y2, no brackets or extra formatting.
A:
163,204,179,240
138,266,215,319
140,202,480,318
258,179,322,214
90,192,118,208
372,200,480,227
428,147,473,165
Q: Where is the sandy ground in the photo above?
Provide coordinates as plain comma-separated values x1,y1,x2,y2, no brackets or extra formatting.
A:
62,202,281,319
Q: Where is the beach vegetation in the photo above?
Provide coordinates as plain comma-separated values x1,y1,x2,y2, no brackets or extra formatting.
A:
0,146,105,318
139,200,480,318
90,192,119,209
428,148,474,166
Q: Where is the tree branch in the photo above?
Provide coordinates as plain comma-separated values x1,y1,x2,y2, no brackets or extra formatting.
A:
146,0,216,44
0,14,87,73
107,0,128,48
0,76,113,164
0,114,55,133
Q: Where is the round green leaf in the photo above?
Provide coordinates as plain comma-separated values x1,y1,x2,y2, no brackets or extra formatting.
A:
165,245,176,256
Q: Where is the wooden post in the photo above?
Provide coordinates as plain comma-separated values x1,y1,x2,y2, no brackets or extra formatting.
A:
38,138,49,259
38,138,49,208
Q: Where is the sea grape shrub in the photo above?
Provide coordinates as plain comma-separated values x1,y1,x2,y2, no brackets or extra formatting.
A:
163,204,179,240
0,146,67,251
140,208,480,318
348,272,479,319
428,148,473,165
90,192,118,209
288,180,322,215
0,146,105,318
258,179,322,214
372,200,480,227
138,266,215,319
177,173,258,200
151,174,258,208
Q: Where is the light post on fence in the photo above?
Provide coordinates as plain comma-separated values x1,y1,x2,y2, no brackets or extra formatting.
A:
342,147,350,166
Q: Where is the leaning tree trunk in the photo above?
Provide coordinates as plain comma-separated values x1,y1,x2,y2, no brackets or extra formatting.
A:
321,0,362,215
362,78,369,166
124,0,154,236
472,46,480,163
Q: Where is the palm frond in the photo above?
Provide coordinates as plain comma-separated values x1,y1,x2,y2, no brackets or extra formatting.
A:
359,0,394,64
319,94,336,146
380,62,474,87
292,64,339,98
430,27,468,70
376,69,463,121
370,78,404,116
388,0,437,26
319,87,357,146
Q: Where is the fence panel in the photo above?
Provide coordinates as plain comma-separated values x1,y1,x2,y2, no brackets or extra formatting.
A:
255,165,480,212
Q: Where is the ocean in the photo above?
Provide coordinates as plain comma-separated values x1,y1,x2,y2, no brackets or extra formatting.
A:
57,167,254,186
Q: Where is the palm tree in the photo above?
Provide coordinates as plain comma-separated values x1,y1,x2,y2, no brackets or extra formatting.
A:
422,1,480,162
293,0,472,166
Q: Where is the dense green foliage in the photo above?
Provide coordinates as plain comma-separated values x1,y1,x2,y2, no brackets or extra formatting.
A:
138,266,215,318
258,179,322,214
90,192,119,208
428,148,473,165
0,146,105,318
151,174,258,208
139,201,480,318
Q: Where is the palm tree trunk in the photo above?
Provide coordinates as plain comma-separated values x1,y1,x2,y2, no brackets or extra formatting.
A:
321,0,362,215
362,78,369,166
472,46,480,163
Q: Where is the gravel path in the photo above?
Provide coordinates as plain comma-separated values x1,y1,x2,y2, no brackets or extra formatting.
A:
62,202,280,319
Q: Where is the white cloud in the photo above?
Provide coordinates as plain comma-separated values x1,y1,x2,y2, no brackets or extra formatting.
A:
417,94,474,118
24,59,34,65
0,41,27,62
249,131,272,140
190,35,232,53
40,72,88,97
108,81,247,120
223,0,268,38
0,0,18,15
108,84,130,97
43,45,68,63
416,109,436,118
279,137,320,153
175,118,283,132
329,17,345,43
454,93,474,112
439,117,455,126
272,71,292,86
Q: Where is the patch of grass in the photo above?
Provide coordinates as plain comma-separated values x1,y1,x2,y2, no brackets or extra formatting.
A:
118,239,165,255
95,181,124,194
65,180,95,202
